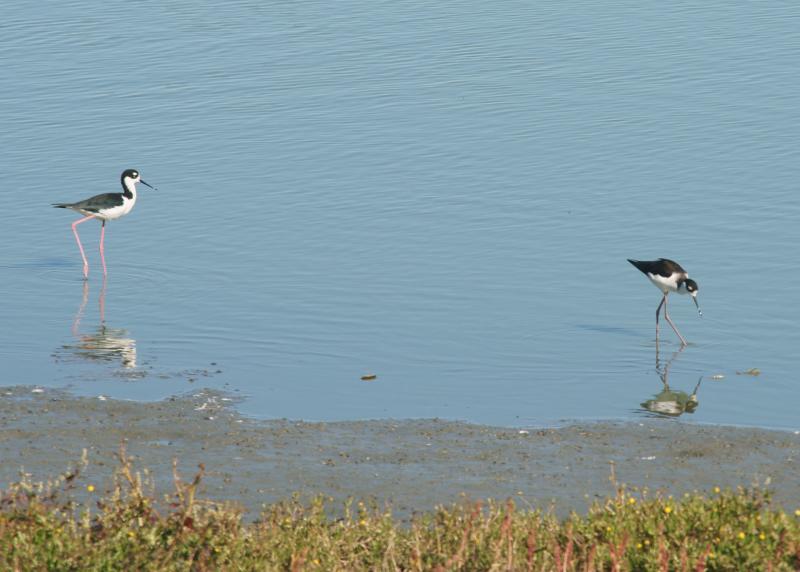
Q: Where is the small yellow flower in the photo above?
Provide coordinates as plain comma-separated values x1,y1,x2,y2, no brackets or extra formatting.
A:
359,519,367,526
636,543,642,549
713,486,721,494
709,551,716,559
644,539,650,546
795,509,800,517
759,532,766,540
628,497,636,505
738,532,746,540
87,484,95,493
664,506,672,514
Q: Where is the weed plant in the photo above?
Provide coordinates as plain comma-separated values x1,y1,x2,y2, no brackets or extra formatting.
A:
1,446,798,570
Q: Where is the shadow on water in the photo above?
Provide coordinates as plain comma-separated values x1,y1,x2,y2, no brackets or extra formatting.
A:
575,324,641,338
0,258,73,270
637,344,703,418
54,280,138,369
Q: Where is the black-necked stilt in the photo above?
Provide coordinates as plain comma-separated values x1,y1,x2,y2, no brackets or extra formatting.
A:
53,169,155,278
627,258,701,346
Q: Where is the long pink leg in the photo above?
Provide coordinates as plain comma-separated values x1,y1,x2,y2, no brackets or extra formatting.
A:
663,295,688,346
655,294,666,341
99,220,107,276
71,215,95,279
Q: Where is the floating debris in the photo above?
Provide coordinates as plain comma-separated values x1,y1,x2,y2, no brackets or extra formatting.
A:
710,374,725,380
31,388,44,394
361,374,377,381
640,456,657,461
97,395,108,401
518,430,530,435
736,368,761,376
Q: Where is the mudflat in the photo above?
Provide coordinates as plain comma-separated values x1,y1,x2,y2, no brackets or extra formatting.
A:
1,386,798,516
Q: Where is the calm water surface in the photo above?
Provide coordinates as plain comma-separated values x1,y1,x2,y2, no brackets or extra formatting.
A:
2,1,800,429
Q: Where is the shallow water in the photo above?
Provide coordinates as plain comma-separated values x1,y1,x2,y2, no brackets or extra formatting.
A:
2,1,800,429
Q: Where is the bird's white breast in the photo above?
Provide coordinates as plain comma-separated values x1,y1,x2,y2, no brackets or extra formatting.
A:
96,195,136,221
646,272,681,293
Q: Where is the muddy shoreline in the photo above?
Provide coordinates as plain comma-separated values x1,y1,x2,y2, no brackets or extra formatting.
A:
1,386,798,517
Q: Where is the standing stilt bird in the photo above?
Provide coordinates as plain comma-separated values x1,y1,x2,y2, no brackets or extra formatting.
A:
627,258,702,346
53,169,156,278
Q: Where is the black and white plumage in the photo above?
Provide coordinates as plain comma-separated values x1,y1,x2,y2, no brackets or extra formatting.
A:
53,169,154,220
54,169,156,278
628,258,701,346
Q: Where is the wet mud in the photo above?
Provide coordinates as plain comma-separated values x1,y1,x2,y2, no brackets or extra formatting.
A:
1,386,798,517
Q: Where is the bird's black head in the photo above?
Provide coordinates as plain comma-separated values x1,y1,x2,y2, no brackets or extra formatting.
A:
120,169,155,191
683,278,702,317
121,169,141,182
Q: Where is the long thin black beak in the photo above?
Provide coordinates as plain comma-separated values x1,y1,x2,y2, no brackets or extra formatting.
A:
140,180,157,190
693,296,702,318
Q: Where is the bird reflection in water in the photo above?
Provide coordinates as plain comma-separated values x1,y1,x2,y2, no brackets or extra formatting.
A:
63,280,137,369
640,345,702,418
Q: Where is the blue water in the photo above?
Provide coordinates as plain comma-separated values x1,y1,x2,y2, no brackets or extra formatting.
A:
2,1,800,429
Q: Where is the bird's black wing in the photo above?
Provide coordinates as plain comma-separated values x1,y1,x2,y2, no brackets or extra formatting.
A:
627,258,685,277
53,193,124,212
656,258,686,275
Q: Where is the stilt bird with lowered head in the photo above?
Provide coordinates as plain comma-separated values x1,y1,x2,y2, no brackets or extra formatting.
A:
627,258,701,346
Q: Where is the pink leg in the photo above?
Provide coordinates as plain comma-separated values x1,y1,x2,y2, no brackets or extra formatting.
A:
663,295,688,346
655,295,666,340
100,221,107,277
71,216,95,279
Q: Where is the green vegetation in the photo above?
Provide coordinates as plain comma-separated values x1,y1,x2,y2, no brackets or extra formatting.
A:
1,448,799,571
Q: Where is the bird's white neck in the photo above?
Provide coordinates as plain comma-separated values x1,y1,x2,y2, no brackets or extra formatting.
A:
122,177,138,200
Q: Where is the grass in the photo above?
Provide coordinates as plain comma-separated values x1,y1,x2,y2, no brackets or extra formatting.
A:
1,446,799,571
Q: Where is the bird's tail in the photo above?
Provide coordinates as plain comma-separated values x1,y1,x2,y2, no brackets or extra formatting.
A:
627,259,648,273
